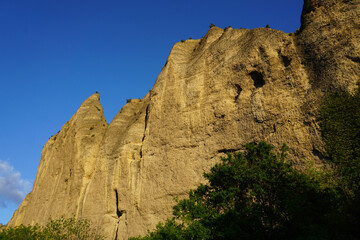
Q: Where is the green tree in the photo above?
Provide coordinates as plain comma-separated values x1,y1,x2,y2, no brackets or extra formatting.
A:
319,88,360,193
131,142,348,240
319,87,360,238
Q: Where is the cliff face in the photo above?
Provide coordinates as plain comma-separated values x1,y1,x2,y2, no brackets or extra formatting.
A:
299,0,360,92
8,94,108,226
8,1,360,239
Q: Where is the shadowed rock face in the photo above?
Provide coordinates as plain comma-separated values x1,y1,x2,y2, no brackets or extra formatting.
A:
299,0,360,91
8,1,360,239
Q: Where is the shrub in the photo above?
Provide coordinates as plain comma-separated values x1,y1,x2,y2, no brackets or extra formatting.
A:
320,87,360,238
0,217,103,240
320,88,360,193
0,225,41,240
130,142,349,240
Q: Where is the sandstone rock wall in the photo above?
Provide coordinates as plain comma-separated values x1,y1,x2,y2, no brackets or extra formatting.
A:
9,94,108,226
8,1,360,239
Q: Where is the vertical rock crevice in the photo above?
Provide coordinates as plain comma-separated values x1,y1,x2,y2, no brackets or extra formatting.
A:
140,104,150,158
115,189,122,218
234,84,243,101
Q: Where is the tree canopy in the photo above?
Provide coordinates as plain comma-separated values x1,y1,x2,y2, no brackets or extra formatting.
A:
319,87,360,238
131,142,351,240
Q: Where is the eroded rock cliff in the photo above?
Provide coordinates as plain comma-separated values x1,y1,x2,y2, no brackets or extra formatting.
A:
8,0,360,239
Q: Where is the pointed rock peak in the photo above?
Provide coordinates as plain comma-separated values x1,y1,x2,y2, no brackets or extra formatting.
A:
79,92,101,108
208,25,223,32
83,92,100,103
201,26,224,46
75,92,108,124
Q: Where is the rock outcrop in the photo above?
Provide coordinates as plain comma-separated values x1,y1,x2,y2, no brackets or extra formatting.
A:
8,94,108,226
8,0,360,239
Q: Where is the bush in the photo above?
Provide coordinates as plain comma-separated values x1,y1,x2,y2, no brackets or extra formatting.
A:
0,225,42,240
0,217,103,240
130,142,349,240
320,88,360,193
320,87,360,238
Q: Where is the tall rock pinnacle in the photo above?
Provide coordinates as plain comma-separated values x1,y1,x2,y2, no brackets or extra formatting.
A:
8,93,108,226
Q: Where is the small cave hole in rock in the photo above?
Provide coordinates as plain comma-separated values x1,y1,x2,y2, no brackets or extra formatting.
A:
250,71,265,88
115,189,122,218
214,113,225,119
234,84,242,100
281,55,292,67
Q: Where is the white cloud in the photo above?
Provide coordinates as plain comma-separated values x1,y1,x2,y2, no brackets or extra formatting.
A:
0,160,32,208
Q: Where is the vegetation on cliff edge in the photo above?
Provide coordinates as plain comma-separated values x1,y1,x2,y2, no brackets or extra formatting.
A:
319,86,360,238
0,217,103,240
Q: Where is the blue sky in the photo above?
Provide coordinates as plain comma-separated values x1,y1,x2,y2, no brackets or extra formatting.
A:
0,0,303,224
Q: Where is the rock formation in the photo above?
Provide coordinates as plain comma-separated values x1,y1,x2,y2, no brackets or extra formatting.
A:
8,0,360,239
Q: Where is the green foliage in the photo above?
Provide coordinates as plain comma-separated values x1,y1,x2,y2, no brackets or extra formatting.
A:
320,88,360,193
319,87,360,238
0,225,42,240
265,24,270,28
131,142,349,240
304,161,338,189
41,217,103,240
0,217,103,240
